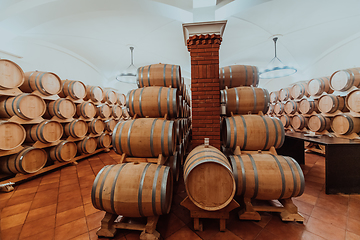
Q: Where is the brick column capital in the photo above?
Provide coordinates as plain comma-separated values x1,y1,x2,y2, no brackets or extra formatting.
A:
186,34,222,52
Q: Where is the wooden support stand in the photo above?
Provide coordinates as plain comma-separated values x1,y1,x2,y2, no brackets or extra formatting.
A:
4,116,44,125
180,197,239,232
32,91,60,101
119,153,168,165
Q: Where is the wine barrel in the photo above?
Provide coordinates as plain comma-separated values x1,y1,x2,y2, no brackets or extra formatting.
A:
112,118,176,157
96,103,111,118
97,133,112,148
291,115,308,130
0,59,25,89
318,95,348,114
77,136,97,154
284,100,299,115
103,90,117,104
166,151,180,182
75,101,96,119
0,94,46,120
0,121,26,150
117,93,126,106
229,153,304,199
122,106,130,119
267,104,275,115
274,102,285,115
279,87,293,101
220,86,269,115
45,98,76,119
21,71,62,95
64,119,88,138
290,82,309,99
58,80,86,100
330,68,360,91
346,89,360,113
298,99,319,115
280,115,291,128
219,65,259,89
127,86,179,118
88,119,105,135
331,113,360,135
111,105,122,118
184,145,235,211
137,64,181,89
91,162,172,217
0,147,47,174
104,119,117,132
308,114,331,132
307,77,333,97
49,141,77,162
25,120,63,143
269,91,279,103
222,115,285,151
85,86,104,102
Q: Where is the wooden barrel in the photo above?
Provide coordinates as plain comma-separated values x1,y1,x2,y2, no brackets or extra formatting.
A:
0,121,26,150
291,115,308,130
112,118,176,157
220,86,269,115
91,162,172,217
127,87,179,118
222,115,285,151
25,120,63,143
307,77,333,97
298,99,319,114
291,82,309,99
85,86,104,102
330,68,360,91
308,114,331,132
229,153,304,199
75,101,96,119
137,64,181,89
64,119,88,138
274,102,285,115
318,95,348,114
0,147,47,174
96,103,111,118
49,141,77,162
111,105,122,118
0,59,25,89
97,133,112,148
280,115,291,128
103,90,117,104
284,100,299,115
45,98,76,119
88,119,105,135
77,136,97,154
166,151,180,182
184,145,235,211
117,93,126,106
58,80,86,100
104,119,117,132
331,113,360,135
346,89,360,113
21,71,62,95
269,91,279,103
0,93,46,120
122,107,130,119
304,141,315,148
279,87,293,101
219,65,259,89
267,104,275,115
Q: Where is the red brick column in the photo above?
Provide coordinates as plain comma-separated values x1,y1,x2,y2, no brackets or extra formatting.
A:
187,34,222,150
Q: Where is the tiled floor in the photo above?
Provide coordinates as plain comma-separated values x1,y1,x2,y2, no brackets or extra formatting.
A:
1,150,360,240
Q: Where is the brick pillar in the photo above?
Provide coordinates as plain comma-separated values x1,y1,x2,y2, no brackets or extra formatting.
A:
187,34,222,150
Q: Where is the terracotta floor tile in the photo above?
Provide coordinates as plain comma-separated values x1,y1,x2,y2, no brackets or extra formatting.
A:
6,193,35,206
30,192,58,210
227,219,263,240
315,197,348,216
20,228,55,240
349,197,360,210
1,211,27,230
347,217,360,236
157,212,186,238
70,232,90,240
305,175,325,185
1,225,22,240
19,215,55,239
11,187,38,197
123,232,141,240
209,229,243,240
26,203,57,223
57,195,83,213
318,191,349,205
37,182,59,192
86,211,106,231
1,201,32,218
346,230,360,240
54,217,88,240
253,212,273,228
193,218,221,240
56,205,85,227
0,191,14,201
311,205,347,229
301,230,326,240
15,178,41,190
303,185,322,198
60,178,80,187
296,193,318,206
33,188,58,200
58,189,82,202
306,216,345,240
264,216,304,240
59,183,81,194
40,176,60,185
0,198,8,211
254,229,281,240
292,198,314,216
84,203,100,216
88,228,98,240
165,225,202,240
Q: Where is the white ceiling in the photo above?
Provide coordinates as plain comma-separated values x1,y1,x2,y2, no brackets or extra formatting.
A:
1,0,360,92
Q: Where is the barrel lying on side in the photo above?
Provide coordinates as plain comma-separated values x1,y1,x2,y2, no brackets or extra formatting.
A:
64,119,88,138
269,91,279,103
307,77,333,97
291,115,308,131
49,140,77,162
290,82,309,99
0,59,25,89
25,120,63,143
274,102,285,115
77,136,97,154
117,93,126,106
279,87,293,102
330,68,360,92
104,119,117,132
91,162,173,217
137,64,181,89
88,119,105,135
58,80,86,100
280,115,291,128
308,114,331,132
97,133,112,148
103,90,117,104
229,153,305,199
21,71,62,96
318,95,348,114
219,65,259,89
0,121,26,150
331,113,360,135
298,99,319,115
85,86,104,102
44,98,76,119
111,105,122,118
346,89,360,113
75,101,96,119
284,100,299,115
96,103,111,118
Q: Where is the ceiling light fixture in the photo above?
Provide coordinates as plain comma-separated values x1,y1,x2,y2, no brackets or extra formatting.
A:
259,37,297,79
116,46,137,84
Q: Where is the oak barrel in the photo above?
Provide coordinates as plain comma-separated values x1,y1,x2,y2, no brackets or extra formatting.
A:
280,115,291,128
219,65,259,89
75,101,96,119
229,153,304,199
122,106,130,119
0,93,46,120
0,59,25,89
45,98,76,119
127,86,179,118
318,95,348,114
0,147,47,174
291,115,308,130
184,145,235,211
85,86,104,102
307,77,333,97
111,105,122,118
112,118,176,157
166,151,180,182
220,86,270,115
25,120,63,143
331,113,360,135
290,82,309,99
345,89,360,113
308,114,331,132
330,68,360,91
104,119,117,132
137,64,181,89
58,80,86,100
269,91,279,103
49,141,77,162
97,133,112,148
64,119,88,138
299,99,319,115
103,90,117,104
274,102,285,115
21,71,62,95
91,162,172,217
0,121,26,150
88,119,105,135
96,103,111,118
222,115,285,151
267,104,274,115
284,100,299,115
77,136,97,154
117,93,126,106
279,87,293,101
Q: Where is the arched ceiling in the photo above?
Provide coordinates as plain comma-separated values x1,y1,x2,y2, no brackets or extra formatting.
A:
1,0,360,92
